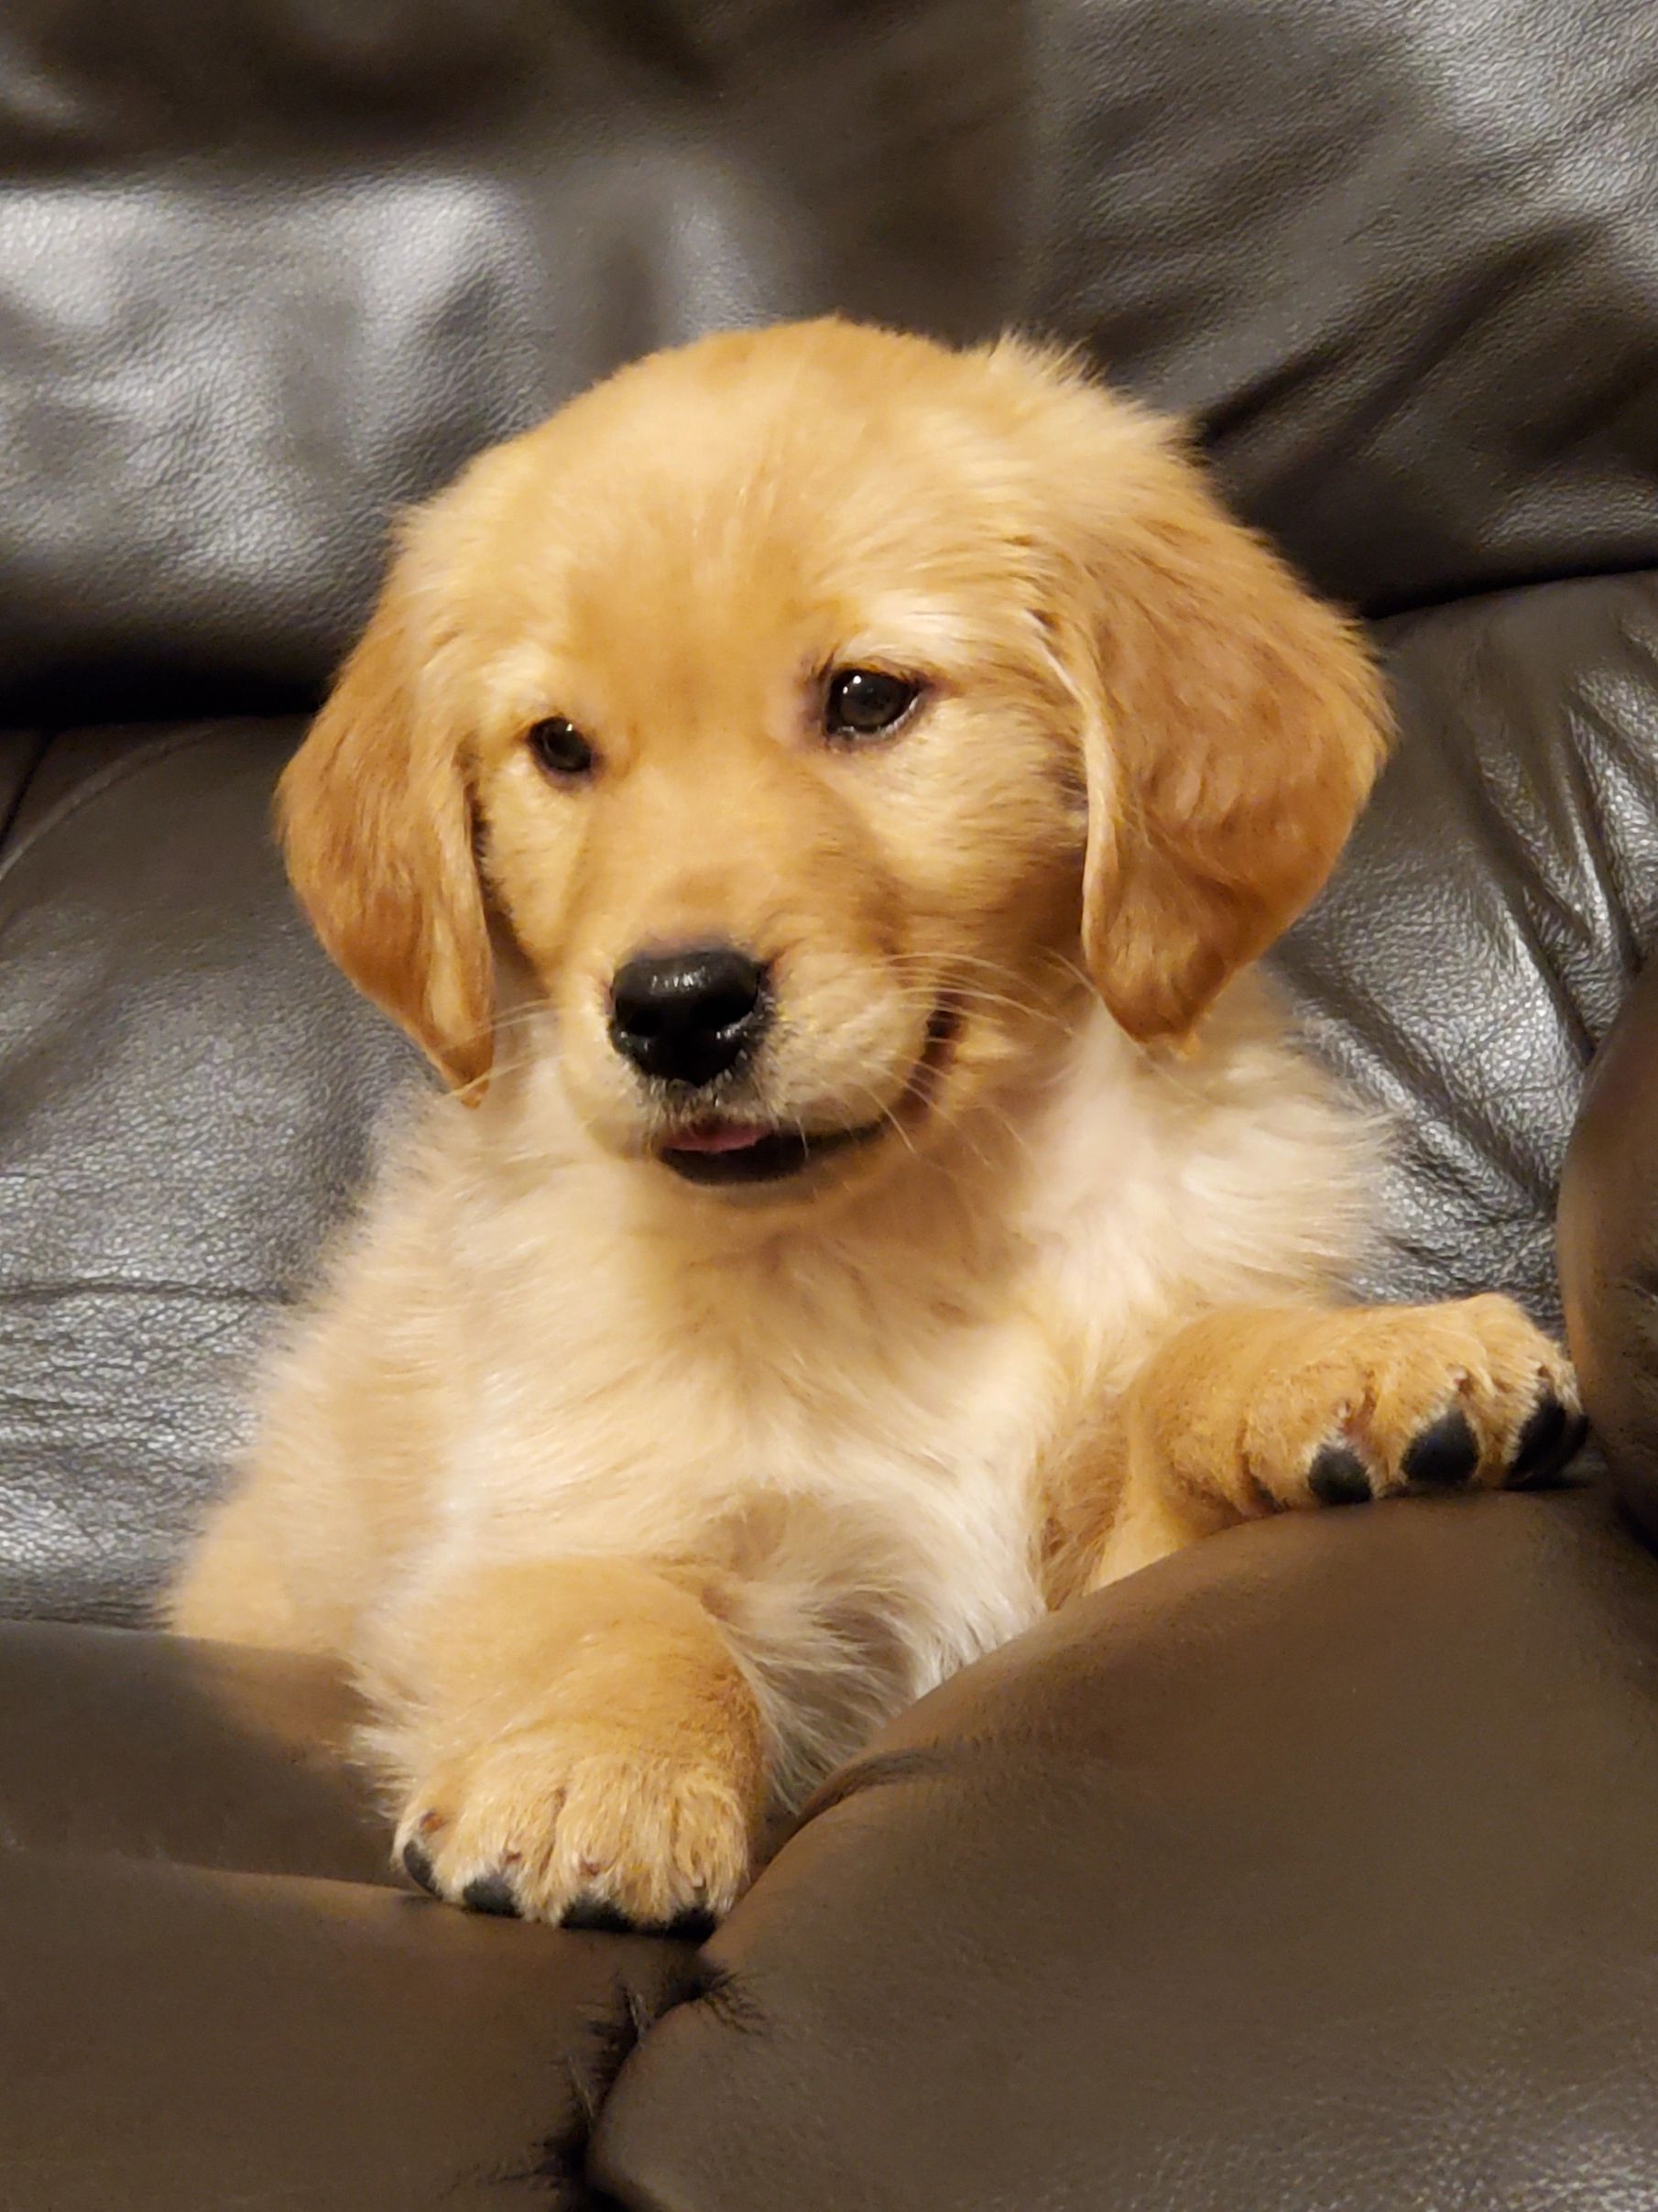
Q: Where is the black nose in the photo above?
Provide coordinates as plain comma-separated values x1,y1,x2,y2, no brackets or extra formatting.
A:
609,945,769,1087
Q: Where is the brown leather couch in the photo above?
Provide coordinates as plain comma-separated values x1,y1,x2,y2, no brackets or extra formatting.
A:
5,4,1658,2206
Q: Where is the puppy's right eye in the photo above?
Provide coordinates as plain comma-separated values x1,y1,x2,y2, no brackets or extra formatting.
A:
527,716,597,780
824,668,922,743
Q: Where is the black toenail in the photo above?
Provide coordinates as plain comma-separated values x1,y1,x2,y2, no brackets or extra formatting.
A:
1509,1396,1567,1487
561,1894,636,1934
1309,1442,1372,1505
666,1905,718,1943
1402,1407,1480,1488
401,1839,439,1896
1509,1401,1588,1489
462,1872,519,1917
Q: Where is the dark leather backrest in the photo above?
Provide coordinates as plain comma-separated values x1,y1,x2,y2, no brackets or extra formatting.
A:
1028,0,1658,610
1278,573,1658,1332
2,0,1657,719
0,0,1020,720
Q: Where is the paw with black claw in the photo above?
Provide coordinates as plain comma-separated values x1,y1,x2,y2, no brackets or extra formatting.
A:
391,1726,755,1930
1088,1294,1587,1590
1263,1295,1586,1509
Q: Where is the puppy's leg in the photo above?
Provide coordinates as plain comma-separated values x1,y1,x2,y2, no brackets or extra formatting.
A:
168,1484,333,1653
365,1557,768,1930
1090,1296,1584,1588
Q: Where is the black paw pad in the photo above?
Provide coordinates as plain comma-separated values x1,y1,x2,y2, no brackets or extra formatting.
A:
666,1905,718,1943
561,1894,636,1934
1402,1407,1480,1489
461,1872,519,1917
401,1838,440,1896
1308,1442,1372,1505
1508,1398,1589,1490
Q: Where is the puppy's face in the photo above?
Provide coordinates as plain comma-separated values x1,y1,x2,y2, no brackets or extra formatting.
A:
283,321,1388,1200
450,331,1101,1192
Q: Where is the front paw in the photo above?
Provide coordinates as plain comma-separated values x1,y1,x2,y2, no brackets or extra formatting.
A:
1245,1295,1585,1508
393,1725,758,1933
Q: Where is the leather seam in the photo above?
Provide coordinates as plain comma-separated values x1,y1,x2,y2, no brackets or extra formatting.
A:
0,721,282,896
0,731,49,855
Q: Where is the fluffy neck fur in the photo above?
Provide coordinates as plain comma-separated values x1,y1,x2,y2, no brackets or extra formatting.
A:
472,970,1374,1356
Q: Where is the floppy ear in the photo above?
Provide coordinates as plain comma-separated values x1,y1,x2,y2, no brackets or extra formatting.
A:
1033,365,1390,1045
278,546,495,1094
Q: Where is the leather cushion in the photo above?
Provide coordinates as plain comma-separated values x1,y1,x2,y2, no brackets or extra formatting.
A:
594,1488,1658,2211
0,1614,385,1879
0,720,408,1622
0,1619,697,2212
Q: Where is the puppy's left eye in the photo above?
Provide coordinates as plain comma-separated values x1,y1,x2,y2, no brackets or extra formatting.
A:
527,716,597,780
824,668,922,742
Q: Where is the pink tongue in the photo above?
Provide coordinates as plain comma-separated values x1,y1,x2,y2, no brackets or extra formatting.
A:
667,1121,772,1155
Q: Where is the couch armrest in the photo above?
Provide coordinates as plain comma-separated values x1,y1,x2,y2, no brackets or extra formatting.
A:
593,1491,1658,2211
1560,954,1658,1546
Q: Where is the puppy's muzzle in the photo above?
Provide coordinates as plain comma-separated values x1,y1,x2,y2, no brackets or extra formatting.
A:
608,944,771,1089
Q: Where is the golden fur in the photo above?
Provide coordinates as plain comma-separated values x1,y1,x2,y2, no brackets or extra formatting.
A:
170,320,1575,1927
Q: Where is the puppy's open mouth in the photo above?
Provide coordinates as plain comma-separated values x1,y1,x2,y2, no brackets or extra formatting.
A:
656,1001,960,1189
659,1119,883,1187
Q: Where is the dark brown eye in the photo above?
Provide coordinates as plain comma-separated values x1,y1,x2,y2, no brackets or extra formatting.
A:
824,668,922,742
527,715,596,779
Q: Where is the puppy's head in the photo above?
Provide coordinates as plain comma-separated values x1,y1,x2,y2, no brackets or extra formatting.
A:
281,320,1387,1197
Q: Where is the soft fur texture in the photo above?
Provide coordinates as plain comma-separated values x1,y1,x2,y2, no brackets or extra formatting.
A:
170,320,1578,1929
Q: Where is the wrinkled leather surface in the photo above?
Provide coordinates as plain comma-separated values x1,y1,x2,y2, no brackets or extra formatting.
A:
0,729,43,834
4,0,1658,720
0,1621,697,2212
1031,0,1658,613
1278,571,1658,1330
1560,954,1658,1549
0,0,1019,721
0,721,409,1621
596,1489,1658,2212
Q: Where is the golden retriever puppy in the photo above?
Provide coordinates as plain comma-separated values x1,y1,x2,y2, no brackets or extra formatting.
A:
169,319,1582,1931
